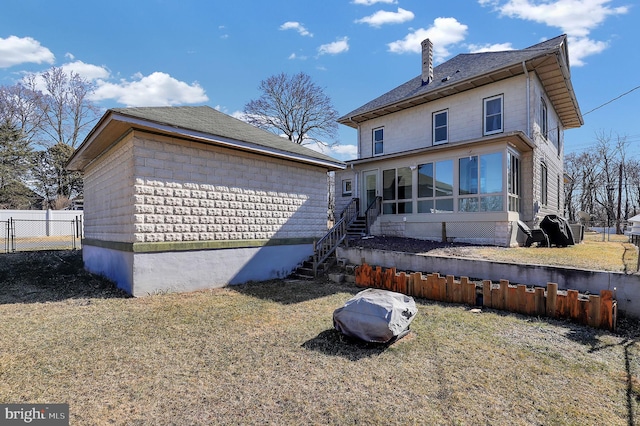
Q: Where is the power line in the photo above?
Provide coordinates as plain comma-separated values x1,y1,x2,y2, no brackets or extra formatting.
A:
582,85,640,117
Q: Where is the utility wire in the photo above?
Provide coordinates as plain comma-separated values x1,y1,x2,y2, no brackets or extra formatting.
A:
582,85,640,117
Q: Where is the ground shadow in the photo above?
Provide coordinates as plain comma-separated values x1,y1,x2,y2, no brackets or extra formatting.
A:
301,328,394,361
231,278,360,305
0,250,131,304
559,317,640,426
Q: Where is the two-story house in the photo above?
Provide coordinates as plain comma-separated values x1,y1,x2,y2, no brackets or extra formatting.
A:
335,34,583,246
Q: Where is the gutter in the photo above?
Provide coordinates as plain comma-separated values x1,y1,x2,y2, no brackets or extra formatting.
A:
522,61,530,138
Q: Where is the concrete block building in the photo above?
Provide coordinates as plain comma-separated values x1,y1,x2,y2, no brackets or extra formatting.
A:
67,106,344,295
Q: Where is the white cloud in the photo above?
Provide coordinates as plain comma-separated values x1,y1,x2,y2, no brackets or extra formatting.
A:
280,21,313,37
231,110,246,120
485,0,629,65
61,60,111,81
331,143,358,160
565,36,608,66
355,7,415,27
318,37,350,55
91,72,208,106
387,18,468,62
305,141,358,161
468,42,514,53
0,36,55,68
497,0,628,37
353,0,397,5
288,52,308,60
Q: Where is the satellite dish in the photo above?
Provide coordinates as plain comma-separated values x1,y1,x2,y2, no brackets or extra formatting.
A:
577,211,591,222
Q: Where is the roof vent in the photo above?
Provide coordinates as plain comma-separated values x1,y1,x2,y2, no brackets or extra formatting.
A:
421,39,433,86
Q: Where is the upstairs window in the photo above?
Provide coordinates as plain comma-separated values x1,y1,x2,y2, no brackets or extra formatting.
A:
540,98,548,140
373,128,384,155
484,95,503,135
433,110,448,144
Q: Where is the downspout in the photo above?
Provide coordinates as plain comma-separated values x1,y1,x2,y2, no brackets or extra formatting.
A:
522,61,530,138
349,116,360,200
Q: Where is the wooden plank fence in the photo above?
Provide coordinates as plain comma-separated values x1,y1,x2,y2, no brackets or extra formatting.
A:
355,263,617,331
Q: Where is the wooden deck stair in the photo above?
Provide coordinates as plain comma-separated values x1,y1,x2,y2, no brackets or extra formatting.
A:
287,196,381,279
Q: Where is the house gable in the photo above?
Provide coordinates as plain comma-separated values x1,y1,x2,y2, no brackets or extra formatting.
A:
339,34,582,131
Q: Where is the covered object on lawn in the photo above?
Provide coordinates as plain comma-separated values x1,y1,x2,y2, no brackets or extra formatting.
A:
333,289,417,343
540,214,575,247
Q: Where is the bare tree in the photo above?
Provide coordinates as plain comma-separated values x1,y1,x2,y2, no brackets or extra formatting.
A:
31,142,82,208
39,67,100,148
244,72,339,146
563,152,579,222
627,159,640,217
0,78,47,145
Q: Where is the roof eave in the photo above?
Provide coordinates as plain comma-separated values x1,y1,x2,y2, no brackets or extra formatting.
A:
339,44,583,130
67,112,345,172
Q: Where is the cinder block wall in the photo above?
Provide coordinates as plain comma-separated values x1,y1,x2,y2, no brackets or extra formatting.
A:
83,135,136,242
85,131,329,245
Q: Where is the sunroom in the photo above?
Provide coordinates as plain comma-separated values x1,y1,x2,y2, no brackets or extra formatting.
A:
336,133,534,247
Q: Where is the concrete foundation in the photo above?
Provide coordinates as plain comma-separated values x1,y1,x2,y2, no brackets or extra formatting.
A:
84,243,312,296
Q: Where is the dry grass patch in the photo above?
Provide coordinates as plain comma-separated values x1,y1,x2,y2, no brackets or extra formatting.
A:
432,232,638,272
1,251,640,425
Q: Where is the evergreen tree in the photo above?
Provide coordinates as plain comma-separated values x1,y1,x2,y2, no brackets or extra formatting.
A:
0,121,34,209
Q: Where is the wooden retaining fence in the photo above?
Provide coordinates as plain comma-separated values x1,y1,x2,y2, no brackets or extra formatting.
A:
355,263,617,331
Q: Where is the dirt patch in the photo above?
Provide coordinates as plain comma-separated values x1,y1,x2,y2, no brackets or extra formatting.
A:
347,235,475,254
0,250,130,304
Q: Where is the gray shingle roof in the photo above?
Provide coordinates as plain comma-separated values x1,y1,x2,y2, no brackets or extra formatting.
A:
339,35,581,128
110,105,343,167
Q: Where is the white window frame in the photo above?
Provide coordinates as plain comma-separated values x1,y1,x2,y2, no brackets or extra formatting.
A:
373,127,384,156
433,109,448,145
540,98,548,140
507,150,520,212
341,179,352,197
483,95,503,135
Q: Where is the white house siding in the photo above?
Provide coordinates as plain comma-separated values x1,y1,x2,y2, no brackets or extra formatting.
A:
357,76,528,158
530,75,565,221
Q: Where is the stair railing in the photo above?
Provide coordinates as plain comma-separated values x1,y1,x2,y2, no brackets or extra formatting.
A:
364,196,382,235
313,198,359,276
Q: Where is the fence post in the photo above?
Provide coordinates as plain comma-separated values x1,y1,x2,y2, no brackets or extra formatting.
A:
9,217,15,252
46,209,52,236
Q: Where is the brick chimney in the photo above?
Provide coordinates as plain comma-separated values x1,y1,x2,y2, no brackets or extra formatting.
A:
421,39,433,86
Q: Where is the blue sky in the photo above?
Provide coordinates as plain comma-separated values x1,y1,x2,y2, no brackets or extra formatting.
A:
0,0,637,161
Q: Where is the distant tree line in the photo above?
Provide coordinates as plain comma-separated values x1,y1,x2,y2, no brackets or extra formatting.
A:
564,131,640,233
0,67,99,209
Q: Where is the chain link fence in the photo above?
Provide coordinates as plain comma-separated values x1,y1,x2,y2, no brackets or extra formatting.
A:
2,216,83,253
580,220,631,242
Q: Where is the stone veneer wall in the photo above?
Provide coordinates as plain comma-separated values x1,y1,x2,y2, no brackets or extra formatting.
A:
84,131,330,246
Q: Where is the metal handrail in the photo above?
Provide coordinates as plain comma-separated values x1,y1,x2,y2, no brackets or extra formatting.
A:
364,196,382,235
313,198,359,276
